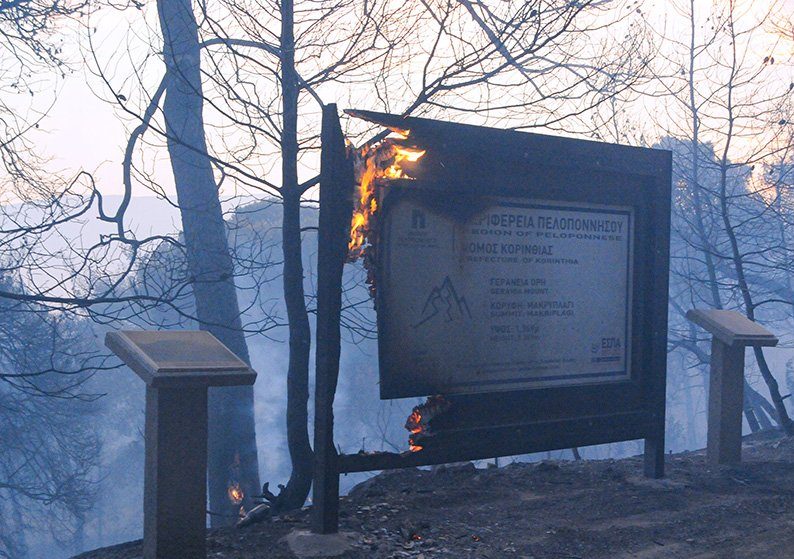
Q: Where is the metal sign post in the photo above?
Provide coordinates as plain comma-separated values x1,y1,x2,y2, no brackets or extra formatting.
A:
311,104,355,534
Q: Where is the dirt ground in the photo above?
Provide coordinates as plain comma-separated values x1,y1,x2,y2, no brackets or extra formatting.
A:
75,432,794,559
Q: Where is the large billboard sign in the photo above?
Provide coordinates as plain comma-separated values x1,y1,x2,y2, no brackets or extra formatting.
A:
312,107,673,533
378,196,634,397
364,112,672,420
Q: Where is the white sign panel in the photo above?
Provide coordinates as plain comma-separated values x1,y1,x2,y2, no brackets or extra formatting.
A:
379,195,633,397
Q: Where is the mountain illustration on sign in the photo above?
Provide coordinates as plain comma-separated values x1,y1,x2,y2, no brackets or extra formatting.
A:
412,276,472,328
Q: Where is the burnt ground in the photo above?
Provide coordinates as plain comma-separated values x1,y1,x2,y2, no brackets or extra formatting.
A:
75,432,794,559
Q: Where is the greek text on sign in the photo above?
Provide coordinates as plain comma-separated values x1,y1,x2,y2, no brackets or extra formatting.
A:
378,195,633,398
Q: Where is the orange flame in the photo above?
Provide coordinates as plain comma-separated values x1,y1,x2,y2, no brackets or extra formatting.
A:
404,396,451,453
406,410,422,434
227,482,244,505
390,127,411,139
394,146,426,162
406,409,424,452
348,135,426,261
227,451,244,506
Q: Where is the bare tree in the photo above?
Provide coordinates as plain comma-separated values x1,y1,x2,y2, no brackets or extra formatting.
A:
0,0,89,185
0,2,130,555
0,273,102,559
156,0,262,523
656,0,794,437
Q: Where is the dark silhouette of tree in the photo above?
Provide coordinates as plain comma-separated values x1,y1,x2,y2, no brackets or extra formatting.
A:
0,2,125,555
156,0,262,523
0,273,101,559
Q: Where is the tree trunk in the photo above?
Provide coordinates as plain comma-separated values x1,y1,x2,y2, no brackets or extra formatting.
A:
273,0,314,513
745,383,774,430
157,0,260,526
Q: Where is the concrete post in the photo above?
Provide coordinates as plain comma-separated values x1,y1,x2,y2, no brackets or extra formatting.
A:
105,330,256,559
144,386,208,558
706,338,745,466
686,309,778,467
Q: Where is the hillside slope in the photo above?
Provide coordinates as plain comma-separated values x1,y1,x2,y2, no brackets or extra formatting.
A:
75,432,794,558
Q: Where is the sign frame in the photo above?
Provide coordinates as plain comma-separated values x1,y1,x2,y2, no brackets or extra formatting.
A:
366,112,672,470
311,107,672,534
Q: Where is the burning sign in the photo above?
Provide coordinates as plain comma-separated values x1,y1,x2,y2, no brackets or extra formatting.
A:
344,114,446,453
405,396,451,452
347,129,426,269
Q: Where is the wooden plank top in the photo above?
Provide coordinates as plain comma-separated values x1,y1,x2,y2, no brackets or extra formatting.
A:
105,330,256,387
686,309,778,347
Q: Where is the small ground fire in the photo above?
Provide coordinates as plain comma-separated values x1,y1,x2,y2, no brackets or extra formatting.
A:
227,451,245,517
227,482,244,505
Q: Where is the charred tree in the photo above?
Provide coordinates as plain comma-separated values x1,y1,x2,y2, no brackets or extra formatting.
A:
157,0,260,525
713,3,793,435
270,0,314,513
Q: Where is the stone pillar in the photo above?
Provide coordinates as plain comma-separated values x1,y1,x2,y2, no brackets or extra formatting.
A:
706,338,745,466
105,330,257,559
686,309,778,467
144,386,208,558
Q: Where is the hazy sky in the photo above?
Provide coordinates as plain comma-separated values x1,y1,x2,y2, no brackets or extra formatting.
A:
14,0,794,210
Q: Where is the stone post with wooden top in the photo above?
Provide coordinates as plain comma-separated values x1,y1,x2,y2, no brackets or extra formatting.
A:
105,330,257,559
686,309,778,466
